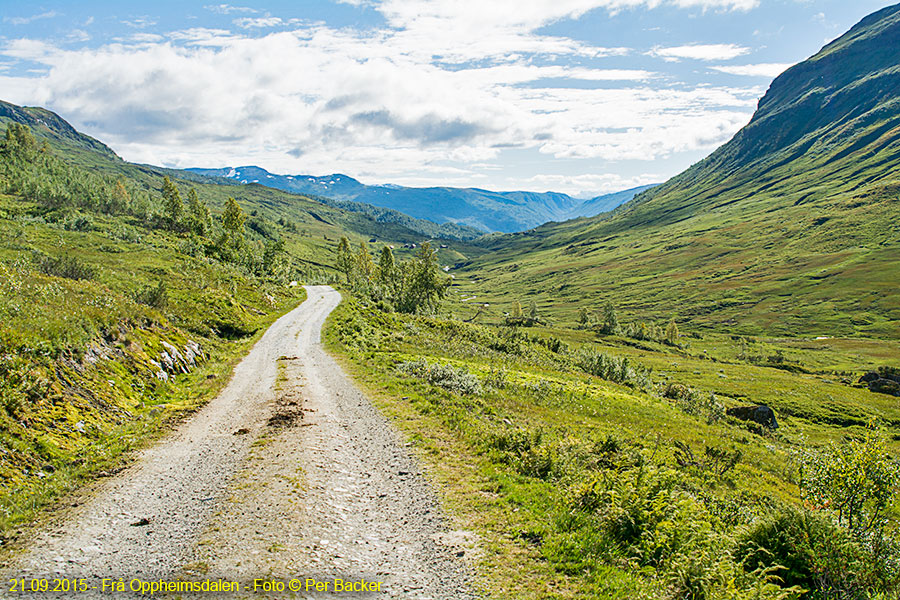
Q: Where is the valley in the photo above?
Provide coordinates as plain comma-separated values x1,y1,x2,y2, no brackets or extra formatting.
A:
0,3,899,600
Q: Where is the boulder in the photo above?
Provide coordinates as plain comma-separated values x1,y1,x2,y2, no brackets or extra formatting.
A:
869,378,900,397
726,404,778,430
859,372,880,384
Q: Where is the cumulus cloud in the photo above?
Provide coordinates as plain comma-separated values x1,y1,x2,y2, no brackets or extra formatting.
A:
0,0,765,190
710,63,793,77
649,43,751,61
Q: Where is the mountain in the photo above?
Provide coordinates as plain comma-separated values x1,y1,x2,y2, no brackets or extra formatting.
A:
178,167,484,241
458,4,900,338
563,184,657,219
188,165,652,232
1,99,118,160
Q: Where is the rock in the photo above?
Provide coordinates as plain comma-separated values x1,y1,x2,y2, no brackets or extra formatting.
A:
726,404,778,429
868,378,900,396
859,372,880,384
161,341,190,374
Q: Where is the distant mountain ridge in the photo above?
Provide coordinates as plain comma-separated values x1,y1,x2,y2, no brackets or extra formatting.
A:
187,165,655,233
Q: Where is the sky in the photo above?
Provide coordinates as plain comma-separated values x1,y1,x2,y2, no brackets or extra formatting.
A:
0,1,896,196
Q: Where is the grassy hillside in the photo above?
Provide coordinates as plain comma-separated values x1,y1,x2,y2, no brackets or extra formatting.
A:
454,5,900,339
0,102,478,543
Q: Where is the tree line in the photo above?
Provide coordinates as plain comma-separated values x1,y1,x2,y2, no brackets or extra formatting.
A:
0,123,285,278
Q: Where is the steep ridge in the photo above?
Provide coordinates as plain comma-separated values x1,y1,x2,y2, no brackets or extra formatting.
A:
461,4,900,337
616,3,900,227
0,100,118,159
189,165,652,232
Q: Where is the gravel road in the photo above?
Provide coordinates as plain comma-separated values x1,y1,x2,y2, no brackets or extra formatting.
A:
2,286,477,599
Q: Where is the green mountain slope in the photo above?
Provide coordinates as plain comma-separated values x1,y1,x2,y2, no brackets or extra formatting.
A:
459,4,900,338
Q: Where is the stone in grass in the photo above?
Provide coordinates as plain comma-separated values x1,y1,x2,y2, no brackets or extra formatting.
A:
868,378,900,397
726,404,778,430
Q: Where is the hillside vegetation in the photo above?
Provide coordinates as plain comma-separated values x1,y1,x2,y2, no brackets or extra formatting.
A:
0,105,473,542
455,4,900,339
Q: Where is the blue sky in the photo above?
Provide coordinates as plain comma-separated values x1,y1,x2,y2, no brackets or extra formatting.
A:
0,0,895,195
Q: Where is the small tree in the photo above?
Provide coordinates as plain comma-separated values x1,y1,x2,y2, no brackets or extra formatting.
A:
397,241,448,314
111,180,130,214
665,318,680,346
800,424,900,533
377,246,398,300
528,300,539,322
335,237,353,282
261,238,285,276
598,302,620,335
161,176,184,230
355,241,375,285
510,301,523,318
222,196,245,238
377,246,396,284
186,187,212,236
577,307,592,329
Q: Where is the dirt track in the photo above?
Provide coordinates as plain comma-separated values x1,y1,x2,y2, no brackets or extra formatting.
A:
3,286,477,599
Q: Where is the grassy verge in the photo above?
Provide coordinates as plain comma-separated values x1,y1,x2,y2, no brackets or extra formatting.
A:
325,295,899,599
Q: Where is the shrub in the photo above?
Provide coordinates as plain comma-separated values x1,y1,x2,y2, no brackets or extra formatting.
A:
134,280,168,310
396,358,482,395
0,353,49,417
34,254,96,280
575,346,652,389
735,505,896,598
798,425,900,533
663,383,725,424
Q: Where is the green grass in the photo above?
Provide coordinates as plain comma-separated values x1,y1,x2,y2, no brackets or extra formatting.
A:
0,188,313,542
325,295,899,599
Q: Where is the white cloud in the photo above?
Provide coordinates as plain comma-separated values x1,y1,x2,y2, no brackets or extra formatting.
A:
650,43,751,61
204,4,257,14
3,11,59,26
0,0,765,190
233,17,285,29
122,17,158,29
67,30,91,43
710,63,792,77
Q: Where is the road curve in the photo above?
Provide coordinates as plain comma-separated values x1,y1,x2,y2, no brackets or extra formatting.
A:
3,286,477,599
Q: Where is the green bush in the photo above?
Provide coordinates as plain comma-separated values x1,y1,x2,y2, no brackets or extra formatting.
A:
735,505,897,598
133,280,168,310
663,383,725,424
575,346,652,389
34,254,96,280
396,358,482,395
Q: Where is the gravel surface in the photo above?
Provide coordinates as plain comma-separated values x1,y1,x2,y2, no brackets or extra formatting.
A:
2,286,478,599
